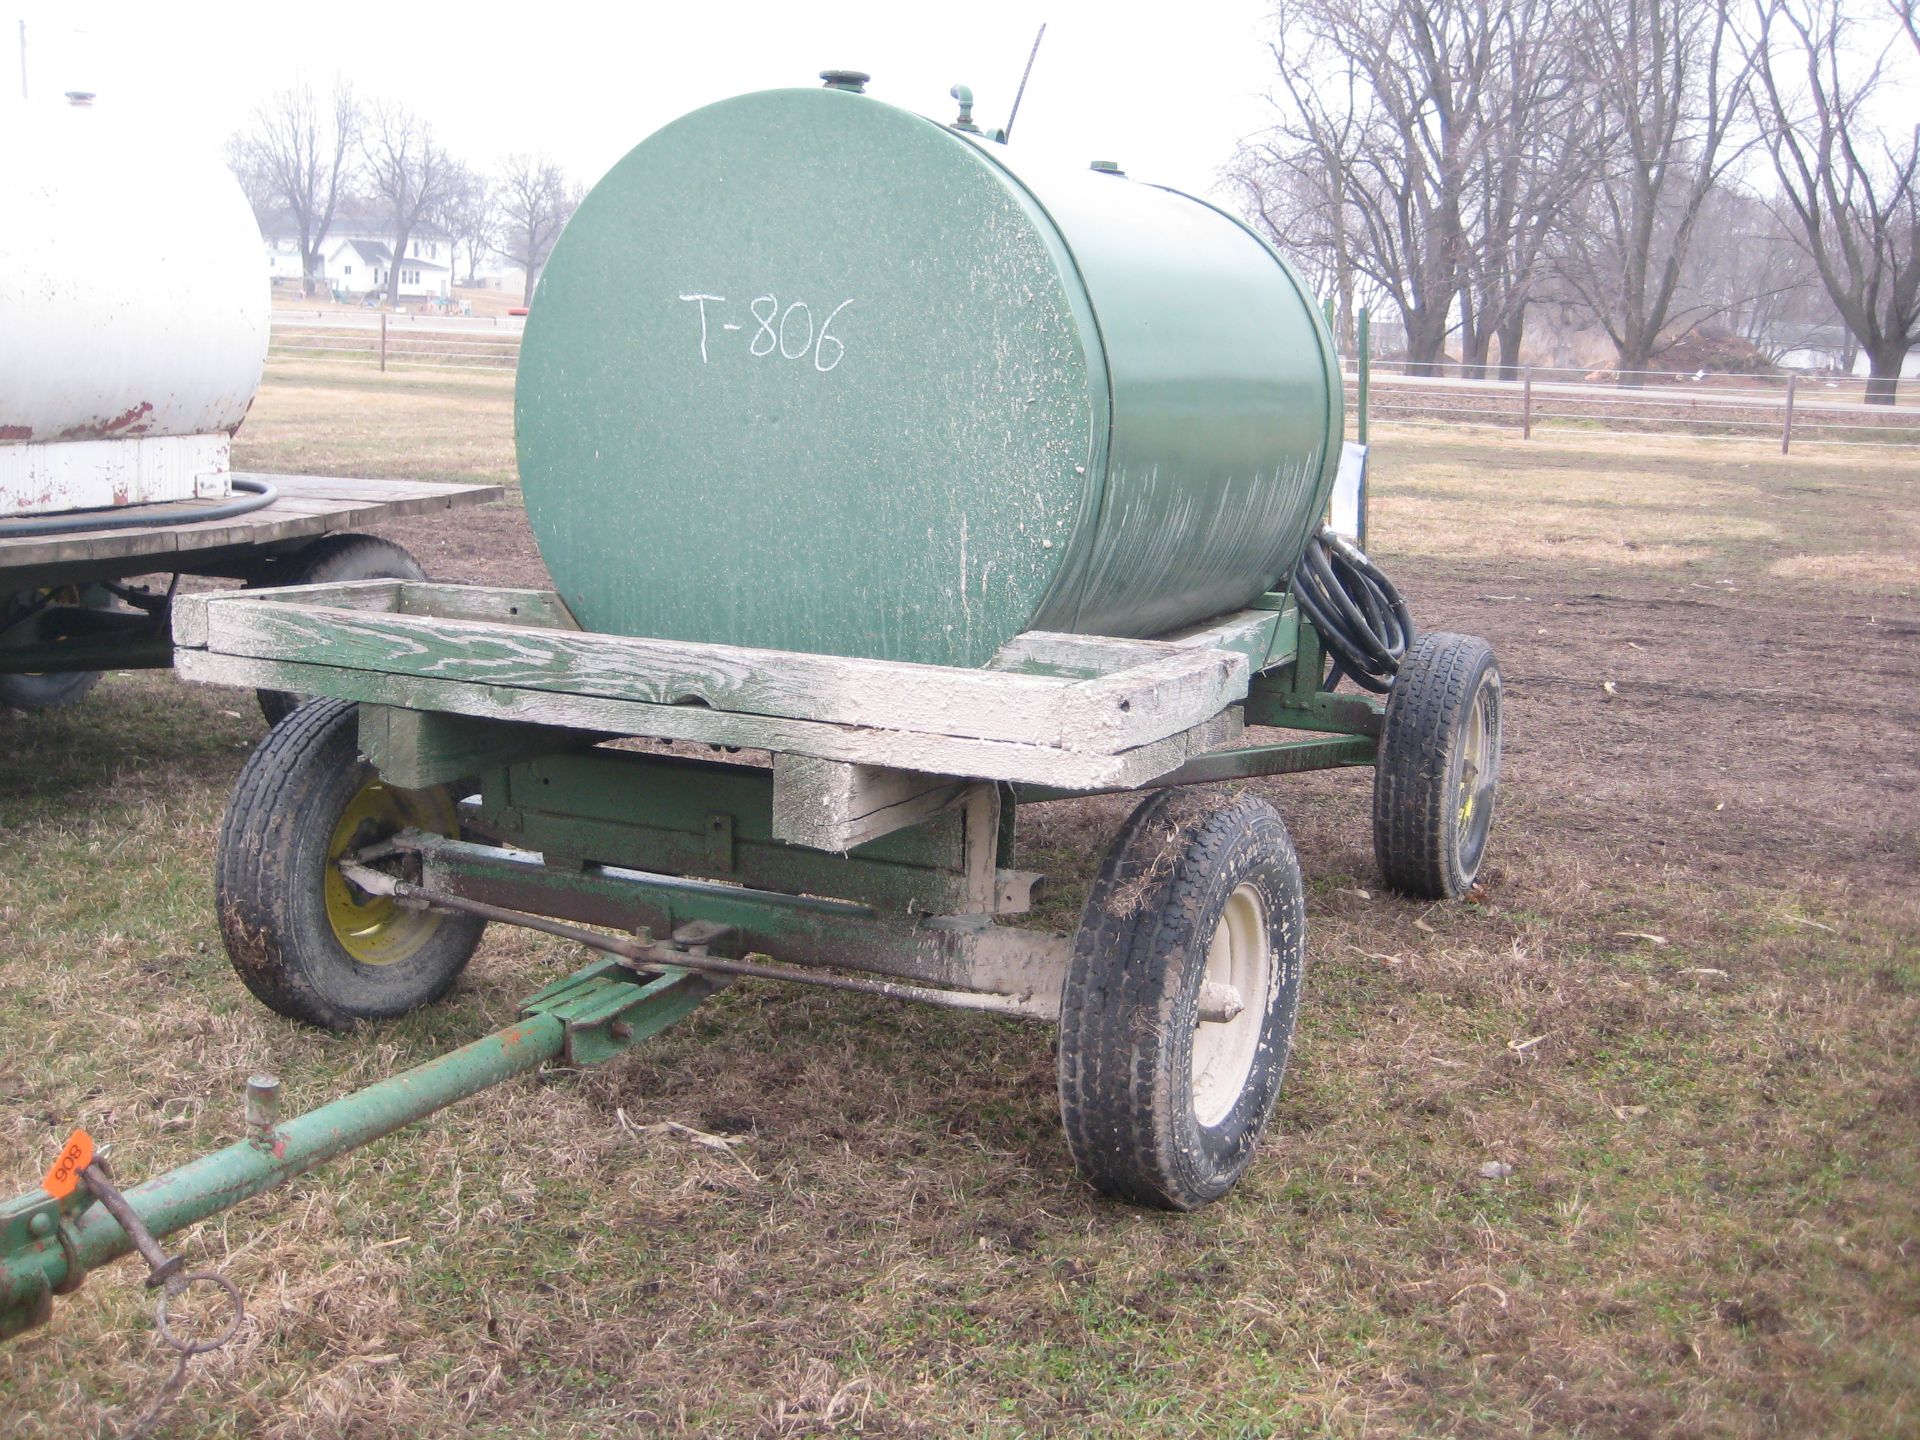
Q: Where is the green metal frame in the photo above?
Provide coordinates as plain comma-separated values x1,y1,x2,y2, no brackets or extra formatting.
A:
0,589,174,675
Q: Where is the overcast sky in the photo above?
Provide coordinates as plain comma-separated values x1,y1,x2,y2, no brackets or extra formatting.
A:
4,1,1282,200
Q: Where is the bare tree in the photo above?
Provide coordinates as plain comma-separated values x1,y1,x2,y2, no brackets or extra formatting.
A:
1456,0,1602,378
1252,0,1497,372
361,100,460,310
1689,184,1834,358
1552,0,1750,381
436,162,499,286
495,153,577,306
1226,135,1366,352
229,81,359,297
1749,0,1920,402
1251,0,1591,375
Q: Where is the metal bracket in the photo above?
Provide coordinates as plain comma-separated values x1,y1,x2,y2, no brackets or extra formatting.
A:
519,953,722,1066
0,1180,96,1340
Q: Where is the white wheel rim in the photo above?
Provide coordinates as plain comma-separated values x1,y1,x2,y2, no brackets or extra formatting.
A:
1190,883,1271,1129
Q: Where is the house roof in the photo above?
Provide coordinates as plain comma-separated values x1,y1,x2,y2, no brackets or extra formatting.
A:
346,239,391,265
257,201,454,245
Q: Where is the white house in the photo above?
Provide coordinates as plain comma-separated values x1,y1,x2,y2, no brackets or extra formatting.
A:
259,204,454,302
318,236,450,301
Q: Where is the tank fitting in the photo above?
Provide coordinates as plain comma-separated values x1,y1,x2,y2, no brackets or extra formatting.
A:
820,70,870,93
950,84,981,133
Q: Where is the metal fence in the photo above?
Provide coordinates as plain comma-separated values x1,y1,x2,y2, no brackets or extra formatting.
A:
265,317,1920,449
268,313,521,373
1347,363,1920,451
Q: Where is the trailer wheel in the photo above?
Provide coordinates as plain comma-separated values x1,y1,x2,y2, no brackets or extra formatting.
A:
0,669,102,712
1,587,104,711
1373,632,1502,900
1058,789,1306,1211
253,536,427,726
217,696,484,1028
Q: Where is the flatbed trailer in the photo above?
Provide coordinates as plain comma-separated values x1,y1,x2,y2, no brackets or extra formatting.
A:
0,473,503,711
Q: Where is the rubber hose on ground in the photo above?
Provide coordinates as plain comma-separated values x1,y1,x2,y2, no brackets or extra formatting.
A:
1291,528,1414,694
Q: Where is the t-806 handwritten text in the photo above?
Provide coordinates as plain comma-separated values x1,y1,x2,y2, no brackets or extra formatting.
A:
678,293,856,372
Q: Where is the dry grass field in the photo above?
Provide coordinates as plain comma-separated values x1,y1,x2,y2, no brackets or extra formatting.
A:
1,359,1916,1438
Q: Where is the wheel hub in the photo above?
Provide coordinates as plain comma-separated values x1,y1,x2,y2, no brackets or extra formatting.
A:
1190,883,1271,1129
323,780,458,965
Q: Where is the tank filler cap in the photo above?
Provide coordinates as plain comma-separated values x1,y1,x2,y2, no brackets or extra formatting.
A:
820,70,871,93
1090,160,1126,176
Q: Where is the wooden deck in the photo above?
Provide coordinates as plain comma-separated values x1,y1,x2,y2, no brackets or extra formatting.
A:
0,474,505,586
174,579,1296,793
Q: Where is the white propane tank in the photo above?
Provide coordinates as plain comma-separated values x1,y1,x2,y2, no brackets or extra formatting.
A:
0,97,269,519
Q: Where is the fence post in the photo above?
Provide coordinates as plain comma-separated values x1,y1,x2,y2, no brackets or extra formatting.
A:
1781,374,1796,454
1522,368,1533,440
379,311,388,373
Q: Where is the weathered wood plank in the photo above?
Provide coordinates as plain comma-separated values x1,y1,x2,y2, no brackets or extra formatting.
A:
188,589,1252,752
359,705,605,789
0,477,502,578
186,581,580,633
192,602,1091,748
1159,608,1283,664
770,755,970,853
396,584,580,630
175,649,1243,789
1059,647,1248,754
989,630,1189,678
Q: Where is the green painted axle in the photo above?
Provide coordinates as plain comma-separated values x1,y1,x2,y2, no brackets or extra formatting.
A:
0,964,710,1341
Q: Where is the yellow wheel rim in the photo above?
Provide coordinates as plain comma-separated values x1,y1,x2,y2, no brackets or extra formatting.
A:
323,777,459,965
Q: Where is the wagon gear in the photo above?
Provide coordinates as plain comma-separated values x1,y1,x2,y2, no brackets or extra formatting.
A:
3,74,1503,1352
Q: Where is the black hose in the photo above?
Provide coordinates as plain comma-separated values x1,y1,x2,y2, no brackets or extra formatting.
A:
1291,528,1414,694
0,476,277,540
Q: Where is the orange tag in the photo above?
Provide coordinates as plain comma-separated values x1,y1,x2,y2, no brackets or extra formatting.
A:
41,1129,94,1199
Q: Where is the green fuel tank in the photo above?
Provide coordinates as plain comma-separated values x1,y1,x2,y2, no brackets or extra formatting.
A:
516,80,1342,668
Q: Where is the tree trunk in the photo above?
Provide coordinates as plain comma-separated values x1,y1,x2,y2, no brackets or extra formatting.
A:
1462,330,1492,382
1495,314,1525,382
386,226,411,309
1864,342,1906,405
1403,306,1450,376
1615,341,1653,389
521,253,537,307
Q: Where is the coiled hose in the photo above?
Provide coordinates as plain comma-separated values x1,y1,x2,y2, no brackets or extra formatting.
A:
1292,528,1414,694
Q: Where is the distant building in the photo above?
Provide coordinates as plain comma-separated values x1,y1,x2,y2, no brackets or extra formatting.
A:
258,203,453,303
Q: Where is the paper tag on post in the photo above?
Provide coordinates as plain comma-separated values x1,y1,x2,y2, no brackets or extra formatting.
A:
41,1129,94,1199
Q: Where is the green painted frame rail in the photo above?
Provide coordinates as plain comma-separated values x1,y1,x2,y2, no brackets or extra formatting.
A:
0,962,716,1342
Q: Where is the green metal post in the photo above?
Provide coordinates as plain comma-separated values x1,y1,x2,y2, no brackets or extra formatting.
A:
1357,307,1371,446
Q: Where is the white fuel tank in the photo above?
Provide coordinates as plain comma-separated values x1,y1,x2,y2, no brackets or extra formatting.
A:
0,100,269,518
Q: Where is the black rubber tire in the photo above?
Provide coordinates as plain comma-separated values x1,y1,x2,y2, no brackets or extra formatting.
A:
216,696,485,1028
0,669,103,712
1372,631,1503,900
253,536,427,726
1058,789,1307,1211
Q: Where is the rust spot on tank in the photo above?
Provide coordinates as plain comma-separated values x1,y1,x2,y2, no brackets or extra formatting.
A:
56,401,156,440
0,424,31,441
